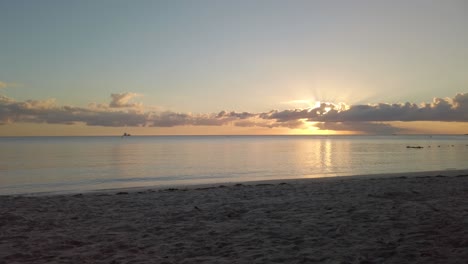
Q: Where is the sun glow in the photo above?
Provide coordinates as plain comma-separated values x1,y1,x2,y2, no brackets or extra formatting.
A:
283,98,349,114
311,100,348,115
302,121,342,135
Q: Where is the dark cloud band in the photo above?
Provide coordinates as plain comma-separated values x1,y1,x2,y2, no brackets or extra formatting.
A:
1,92,467,133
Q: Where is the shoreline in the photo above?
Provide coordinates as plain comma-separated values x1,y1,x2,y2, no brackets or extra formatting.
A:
95,168,468,195
1,171,468,263
8,168,468,197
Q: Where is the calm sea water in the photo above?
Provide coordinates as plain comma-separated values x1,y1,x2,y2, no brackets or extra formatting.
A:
1,135,467,195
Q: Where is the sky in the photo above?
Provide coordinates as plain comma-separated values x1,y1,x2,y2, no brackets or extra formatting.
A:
1,0,467,135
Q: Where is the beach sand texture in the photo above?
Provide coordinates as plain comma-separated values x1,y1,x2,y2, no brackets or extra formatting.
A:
1,174,468,263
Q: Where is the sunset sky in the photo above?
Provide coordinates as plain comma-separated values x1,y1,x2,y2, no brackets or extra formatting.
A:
1,0,467,136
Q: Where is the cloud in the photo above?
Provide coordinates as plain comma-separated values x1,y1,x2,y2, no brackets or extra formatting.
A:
150,112,271,128
453,93,468,112
0,92,467,133
0,94,14,103
262,93,468,123
0,94,147,126
109,93,142,108
216,110,256,119
0,94,244,128
0,81,21,89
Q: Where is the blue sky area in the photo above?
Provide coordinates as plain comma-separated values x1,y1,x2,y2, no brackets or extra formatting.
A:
1,0,467,135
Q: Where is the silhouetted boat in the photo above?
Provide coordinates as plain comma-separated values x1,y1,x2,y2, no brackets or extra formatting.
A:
122,132,131,137
406,146,423,149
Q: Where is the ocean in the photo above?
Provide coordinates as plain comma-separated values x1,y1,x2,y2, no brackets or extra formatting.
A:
1,135,467,195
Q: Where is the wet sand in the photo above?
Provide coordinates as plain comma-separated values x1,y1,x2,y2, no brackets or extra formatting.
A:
1,172,468,263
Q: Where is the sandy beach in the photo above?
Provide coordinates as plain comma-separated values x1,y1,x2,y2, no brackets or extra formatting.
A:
1,172,468,264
